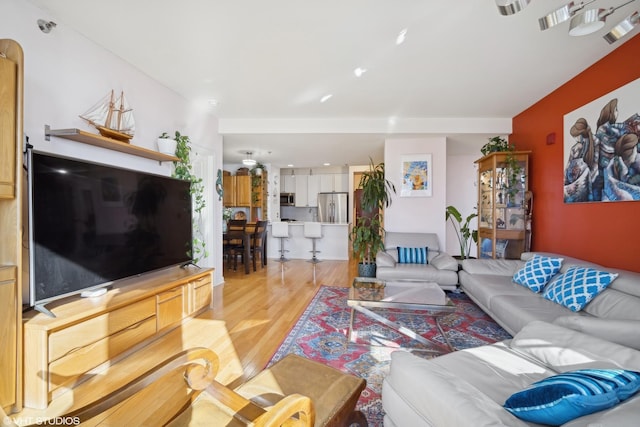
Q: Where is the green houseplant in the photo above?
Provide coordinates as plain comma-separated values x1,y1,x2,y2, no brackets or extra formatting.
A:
171,131,207,263
445,205,478,260
350,158,396,277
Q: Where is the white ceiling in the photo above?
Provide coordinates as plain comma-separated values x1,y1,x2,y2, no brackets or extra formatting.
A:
29,0,639,167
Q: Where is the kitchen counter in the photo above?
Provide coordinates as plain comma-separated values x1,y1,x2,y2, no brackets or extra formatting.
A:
267,222,350,260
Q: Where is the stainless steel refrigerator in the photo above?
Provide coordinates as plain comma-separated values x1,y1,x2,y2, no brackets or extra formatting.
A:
317,192,348,223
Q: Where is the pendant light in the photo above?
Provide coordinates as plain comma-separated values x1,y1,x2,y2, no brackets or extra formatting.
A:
495,0,531,16
569,0,636,36
604,11,640,43
242,151,257,166
538,1,595,31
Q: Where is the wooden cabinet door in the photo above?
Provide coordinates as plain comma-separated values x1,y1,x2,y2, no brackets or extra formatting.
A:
235,175,251,207
0,272,16,410
0,57,16,199
223,175,235,206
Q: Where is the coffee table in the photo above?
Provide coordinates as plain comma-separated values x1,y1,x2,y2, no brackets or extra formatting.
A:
347,277,456,352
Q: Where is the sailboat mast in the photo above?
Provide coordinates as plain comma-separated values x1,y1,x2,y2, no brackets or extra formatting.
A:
116,91,124,131
104,89,115,128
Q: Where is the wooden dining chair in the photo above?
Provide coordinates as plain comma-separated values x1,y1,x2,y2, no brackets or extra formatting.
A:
225,219,247,270
250,220,269,271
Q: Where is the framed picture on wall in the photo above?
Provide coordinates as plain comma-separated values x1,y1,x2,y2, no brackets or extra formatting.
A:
400,153,433,197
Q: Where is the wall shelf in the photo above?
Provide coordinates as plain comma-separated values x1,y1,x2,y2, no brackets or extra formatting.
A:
44,126,179,163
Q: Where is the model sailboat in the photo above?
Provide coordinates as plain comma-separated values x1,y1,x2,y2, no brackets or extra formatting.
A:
80,90,135,142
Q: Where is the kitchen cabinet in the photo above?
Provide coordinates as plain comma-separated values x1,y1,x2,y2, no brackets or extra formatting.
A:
295,175,320,207
223,175,251,207
281,174,295,193
476,151,530,259
319,174,348,192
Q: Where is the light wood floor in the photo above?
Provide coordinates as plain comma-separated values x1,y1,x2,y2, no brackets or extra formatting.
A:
15,258,358,419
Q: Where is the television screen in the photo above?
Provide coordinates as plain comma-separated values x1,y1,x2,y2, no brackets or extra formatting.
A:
28,151,193,308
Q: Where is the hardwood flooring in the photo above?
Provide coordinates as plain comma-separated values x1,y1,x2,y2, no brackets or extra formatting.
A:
14,258,358,420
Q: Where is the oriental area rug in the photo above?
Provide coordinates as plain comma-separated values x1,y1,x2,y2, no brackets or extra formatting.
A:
267,285,511,427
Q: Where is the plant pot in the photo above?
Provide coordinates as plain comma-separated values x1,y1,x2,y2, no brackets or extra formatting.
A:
357,263,376,278
157,137,177,155
254,167,263,176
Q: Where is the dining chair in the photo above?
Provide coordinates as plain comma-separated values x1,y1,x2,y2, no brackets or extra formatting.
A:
224,219,247,270
250,220,268,271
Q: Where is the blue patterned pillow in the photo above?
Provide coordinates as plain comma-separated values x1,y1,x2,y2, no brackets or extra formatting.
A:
397,247,428,264
513,255,563,293
542,266,618,312
504,369,640,425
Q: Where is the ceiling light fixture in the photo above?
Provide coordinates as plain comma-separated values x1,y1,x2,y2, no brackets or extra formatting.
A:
538,1,595,30
495,0,531,16
354,67,367,77
396,29,408,45
37,19,57,33
242,151,257,166
604,10,640,42
568,0,636,36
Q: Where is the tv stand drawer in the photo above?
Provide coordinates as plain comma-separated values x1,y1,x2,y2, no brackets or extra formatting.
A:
23,267,213,410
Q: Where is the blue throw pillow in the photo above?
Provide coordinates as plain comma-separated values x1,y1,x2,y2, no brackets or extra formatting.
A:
542,266,618,312
397,247,428,264
512,255,563,293
504,369,640,425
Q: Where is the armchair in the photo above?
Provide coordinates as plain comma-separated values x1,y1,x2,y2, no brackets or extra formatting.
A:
375,231,459,290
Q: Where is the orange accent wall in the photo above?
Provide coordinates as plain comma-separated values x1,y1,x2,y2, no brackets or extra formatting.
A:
511,34,640,272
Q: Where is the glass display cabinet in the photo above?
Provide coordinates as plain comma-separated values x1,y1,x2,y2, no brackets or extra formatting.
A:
475,151,530,259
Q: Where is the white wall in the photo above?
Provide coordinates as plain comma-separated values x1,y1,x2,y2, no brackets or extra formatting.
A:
383,137,448,248
3,0,225,284
445,153,479,258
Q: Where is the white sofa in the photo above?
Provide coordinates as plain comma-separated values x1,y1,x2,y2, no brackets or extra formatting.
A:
375,232,459,291
382,321,640,426
459,252,640,348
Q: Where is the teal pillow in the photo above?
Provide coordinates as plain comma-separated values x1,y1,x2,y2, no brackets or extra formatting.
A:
504,369,640,425
542,266,618,312
397,246,428,264
512,255,563,293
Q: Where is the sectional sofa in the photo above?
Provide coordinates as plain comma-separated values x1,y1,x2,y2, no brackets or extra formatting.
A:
382,252,640,426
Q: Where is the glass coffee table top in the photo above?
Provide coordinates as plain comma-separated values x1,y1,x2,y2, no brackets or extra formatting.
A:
347,277,456,352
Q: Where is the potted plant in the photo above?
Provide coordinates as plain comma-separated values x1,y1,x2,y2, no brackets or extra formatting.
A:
350,158,396,277
251,162,266,176
157,132,177,155
172,131,207,263
445,205,478,260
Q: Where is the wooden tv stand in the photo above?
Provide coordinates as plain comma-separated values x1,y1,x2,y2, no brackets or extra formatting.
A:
22,265,213,409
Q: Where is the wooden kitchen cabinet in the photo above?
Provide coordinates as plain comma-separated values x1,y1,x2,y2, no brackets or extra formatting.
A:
223,175,251,207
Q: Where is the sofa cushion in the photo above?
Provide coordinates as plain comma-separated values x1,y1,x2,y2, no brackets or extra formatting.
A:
375,251,396,268
459,272,532,313
581,288,640,321
510,321,640,373
489,294,578,335
543,266,619,312
397,246,428,264
376,263,458,285
503,369,640,426
384,232,440,262
553,317,640,351
512,254,563,293
430,253,458,271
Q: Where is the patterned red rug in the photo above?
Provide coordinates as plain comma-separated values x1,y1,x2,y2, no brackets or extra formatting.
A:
267,285,511,426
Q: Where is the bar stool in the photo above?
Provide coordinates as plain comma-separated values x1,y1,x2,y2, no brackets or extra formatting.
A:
303,222,322,263
272,221,290,262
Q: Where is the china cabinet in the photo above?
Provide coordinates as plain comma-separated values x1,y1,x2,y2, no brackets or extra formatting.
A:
475,151,531,259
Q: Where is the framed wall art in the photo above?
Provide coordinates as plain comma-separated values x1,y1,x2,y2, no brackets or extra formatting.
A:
400,153,432,197
563,77,640,203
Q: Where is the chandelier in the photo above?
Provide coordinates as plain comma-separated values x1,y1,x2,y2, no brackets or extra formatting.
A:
242,151,257,166
495,0,639,43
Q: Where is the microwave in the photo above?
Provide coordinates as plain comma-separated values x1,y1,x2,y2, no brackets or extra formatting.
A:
280,193,295,206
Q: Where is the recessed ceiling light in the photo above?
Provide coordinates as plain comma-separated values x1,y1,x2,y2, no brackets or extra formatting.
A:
354,67,367,77
320,94,333,103
323,163,331,166
287,164,294,167
396,28,408,45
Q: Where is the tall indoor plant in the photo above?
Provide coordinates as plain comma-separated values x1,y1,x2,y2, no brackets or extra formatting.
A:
171,131,207,263
350,158,396,277
445,205,478,260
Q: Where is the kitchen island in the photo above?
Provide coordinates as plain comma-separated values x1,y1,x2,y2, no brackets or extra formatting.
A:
267,222,350,261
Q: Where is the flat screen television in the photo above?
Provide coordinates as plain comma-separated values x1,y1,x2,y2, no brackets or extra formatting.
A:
27,150,193,315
